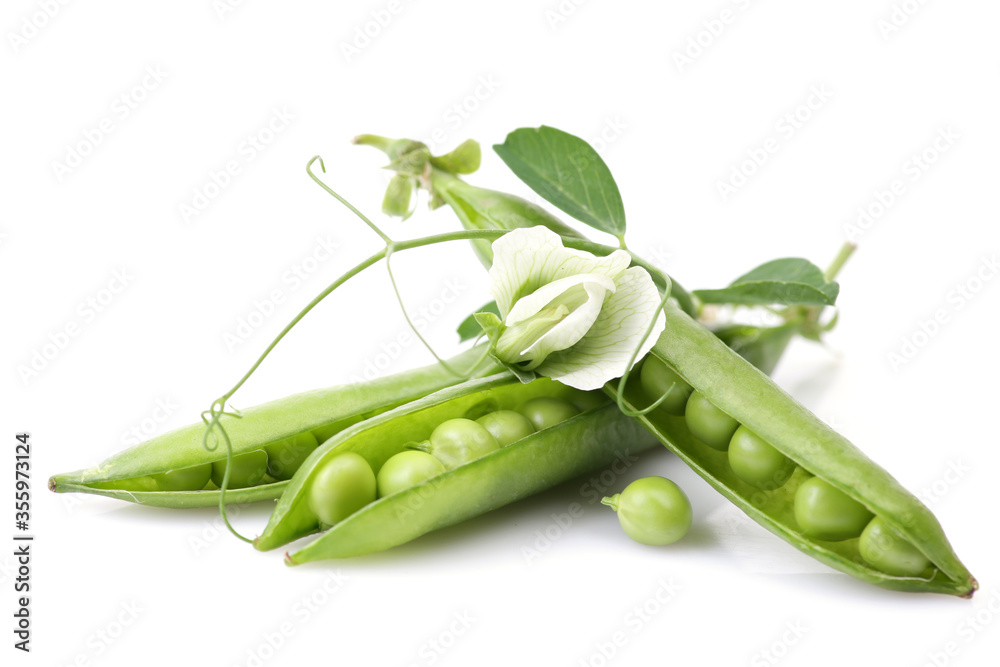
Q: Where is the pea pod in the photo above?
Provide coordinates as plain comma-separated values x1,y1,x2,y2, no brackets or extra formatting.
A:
254,373,657,558
709,323,799,376
48,346,496,508
611,301,977,597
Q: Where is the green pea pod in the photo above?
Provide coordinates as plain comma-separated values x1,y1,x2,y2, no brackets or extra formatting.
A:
48,346,496,508
254,373,657,556
710,323,799,376
612,302,977,597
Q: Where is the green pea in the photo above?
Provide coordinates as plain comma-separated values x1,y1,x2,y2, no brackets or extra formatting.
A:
377,451,446,498
639,356,693,416
415,418,499,469
307,452,376,526
794,476,873,541
518,397,579,431
728,426,796,490
476,410,536,447
263,432,320,481
262,374,664,559
859,517,931,577
150,463,212,492
602,476,692,545
685,391,739,450
210,450,268,490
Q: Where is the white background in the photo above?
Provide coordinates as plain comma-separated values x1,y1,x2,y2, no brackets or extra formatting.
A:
2,1,998,665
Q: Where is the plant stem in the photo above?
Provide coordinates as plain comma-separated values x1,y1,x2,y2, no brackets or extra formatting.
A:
824,242,857,282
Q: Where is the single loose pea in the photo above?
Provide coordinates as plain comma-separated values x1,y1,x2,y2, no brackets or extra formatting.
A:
685,391,739,450
151,463,212,492
415,418,500,469
639,356,693,416
307,452,376,526
377,451,446,498
602,476,692,546
794,476,873,541
263,432,320,481
859,517,931,577
518,397,579,431
728,426,796,490
210,450,268,489
476,410,536,447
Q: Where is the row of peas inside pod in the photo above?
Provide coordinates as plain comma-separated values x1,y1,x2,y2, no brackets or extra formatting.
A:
48,346,500,508
90,431,323,492
638,356,932,577
254,372,666,562
305,395,583,528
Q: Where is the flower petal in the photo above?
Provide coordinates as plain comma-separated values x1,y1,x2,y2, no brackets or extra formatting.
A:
515,279,611,369
489,227,631,318
538,267,666,390
505,272,616,325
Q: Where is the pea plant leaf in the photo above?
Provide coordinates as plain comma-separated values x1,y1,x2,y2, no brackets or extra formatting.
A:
493,126,626,239
693,258,840,307
456,300,500,342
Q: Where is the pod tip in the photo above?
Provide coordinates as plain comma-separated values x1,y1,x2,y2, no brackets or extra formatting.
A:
961,577,979,599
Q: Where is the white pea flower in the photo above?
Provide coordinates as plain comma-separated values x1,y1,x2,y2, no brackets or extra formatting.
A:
476,227,666,390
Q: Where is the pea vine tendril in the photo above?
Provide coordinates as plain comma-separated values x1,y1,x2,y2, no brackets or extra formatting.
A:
203,156,679,541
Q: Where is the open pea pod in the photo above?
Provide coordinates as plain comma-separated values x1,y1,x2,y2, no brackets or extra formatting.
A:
255,373,656,558
48,346,496,508
612,301,977,597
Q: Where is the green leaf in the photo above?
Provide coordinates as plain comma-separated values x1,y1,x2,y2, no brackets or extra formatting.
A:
493,126,626,238
693,259,840,307
430,139,481,175
457,301,500,342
